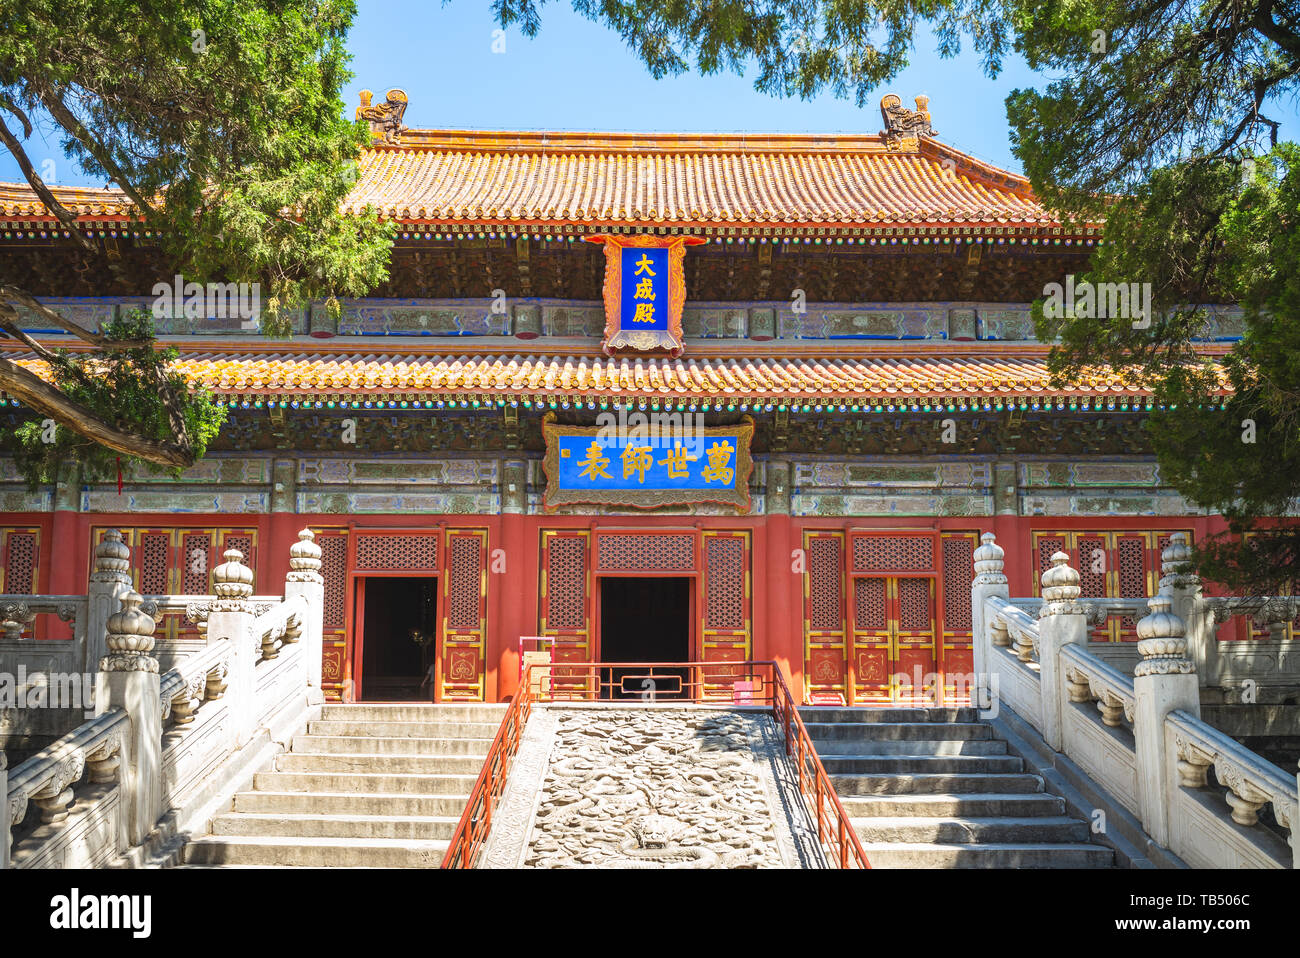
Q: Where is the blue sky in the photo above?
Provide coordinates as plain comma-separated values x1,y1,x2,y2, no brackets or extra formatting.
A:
4,1,1298,187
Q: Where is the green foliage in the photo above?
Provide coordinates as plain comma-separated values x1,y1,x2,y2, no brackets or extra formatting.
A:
492,0,1014,106
0,0,394,485
0,311,227,490
0,0,395,330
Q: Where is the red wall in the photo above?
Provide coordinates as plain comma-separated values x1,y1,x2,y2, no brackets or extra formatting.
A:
3,509,1235,703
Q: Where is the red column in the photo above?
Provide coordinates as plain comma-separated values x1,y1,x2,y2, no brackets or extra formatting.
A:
486,515,529,702
266,513,299,594
763,513,801,700
48,509,79,639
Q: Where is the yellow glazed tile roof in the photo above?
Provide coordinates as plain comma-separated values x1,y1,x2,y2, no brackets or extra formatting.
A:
0,131,1059,229
0,348,1177,401
341,132,1050,227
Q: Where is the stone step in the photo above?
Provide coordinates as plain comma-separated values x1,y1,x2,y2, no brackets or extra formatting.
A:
182,834,448,868
839,792,1066,818
830,772,1045,795
305,720,502,739
813,738,1008,756
234,789,471,817
820,754,1024,774
319,704,507,723
210,811,460,841
852,815,1092,844
799,707,980,723
253,770,479,795
857,842,1114,869
275,752,488,776
292,734,492,756
805,722,994,742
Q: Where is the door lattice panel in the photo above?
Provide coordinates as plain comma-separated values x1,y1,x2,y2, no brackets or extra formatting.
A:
898,578,932,631
940,532,978,704
853,535,934,571
440,529,488,701
941,535,974,632
705,536,745,630
702,531,751,697
853,578,887,631
317,531,349,703
595,534,694,571
182,533,211,595
139,533,170,595
541,530,593,697
546,536,587,631
804,531,846,704
2,531,37,595
355,534,438,571
808,536,842,632
1032,530,1193,641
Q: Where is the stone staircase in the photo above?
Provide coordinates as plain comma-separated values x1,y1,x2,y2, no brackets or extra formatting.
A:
182,703,506,867
802,706,1115,868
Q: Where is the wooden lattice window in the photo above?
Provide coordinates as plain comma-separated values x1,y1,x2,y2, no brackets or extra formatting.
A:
447,536,483,630
853,577,887,630
320,535,348,630
595,533,695,571
704,535,745,630
898,578,933,631
940,535,975,632
355,534,439,571
808,536,843,631
2,530,38,594
139,533,170,595
547,536,587,631
852,535,934,572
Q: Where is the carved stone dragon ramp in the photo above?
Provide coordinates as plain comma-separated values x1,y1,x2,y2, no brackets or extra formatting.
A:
480,707,826,869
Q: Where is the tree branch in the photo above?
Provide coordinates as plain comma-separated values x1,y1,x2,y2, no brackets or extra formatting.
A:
0,286,149,349
33,85,160,220
0,109,96,254
0,357,194,469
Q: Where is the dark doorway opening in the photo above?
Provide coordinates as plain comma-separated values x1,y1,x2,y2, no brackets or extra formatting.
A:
360,577,438,701
599,576,691,700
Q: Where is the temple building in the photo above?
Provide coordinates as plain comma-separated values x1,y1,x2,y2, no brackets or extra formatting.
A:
0,91,1249,707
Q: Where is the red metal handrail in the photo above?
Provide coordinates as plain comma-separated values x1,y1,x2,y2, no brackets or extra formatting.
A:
440,660,870,869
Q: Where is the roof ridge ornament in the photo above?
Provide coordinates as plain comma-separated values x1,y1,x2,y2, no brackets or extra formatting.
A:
357,88,409,145
880,94,936,152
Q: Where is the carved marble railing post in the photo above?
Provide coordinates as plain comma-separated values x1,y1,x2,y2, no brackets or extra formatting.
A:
971,532,1009,712
208,549,257,747
283,529,325,704
1037,552,1086,751
93,591,161,847
87,530,133,675
1134,593,1199,847
1159,532,1215,684
1,749,8,870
